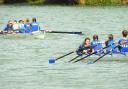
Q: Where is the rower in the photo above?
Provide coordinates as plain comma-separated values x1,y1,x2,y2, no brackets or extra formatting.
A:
30,18,39,32
76,37,94,56
118,30,128,53
4,20,13,33
13,20,19,33
19,20,25,33
91,34,103,55
105,34,118,54
24,19,31,33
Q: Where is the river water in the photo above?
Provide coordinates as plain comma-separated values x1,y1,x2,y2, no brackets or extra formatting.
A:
0,5,128,89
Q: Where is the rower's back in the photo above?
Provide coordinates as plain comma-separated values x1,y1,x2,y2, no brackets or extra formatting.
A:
24,19,31,33
105,34,118,53
91,35,103,53
118,30,128,53
30,18,39,32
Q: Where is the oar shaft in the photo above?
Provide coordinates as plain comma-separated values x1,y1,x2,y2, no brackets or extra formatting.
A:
74,52,95,63
40,30,82,35
93,52,109,63
68,55,80,62
49,31,82,34
55,51,74,61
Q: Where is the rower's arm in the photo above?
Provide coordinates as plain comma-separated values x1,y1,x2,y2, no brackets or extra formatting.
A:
76,45,83,56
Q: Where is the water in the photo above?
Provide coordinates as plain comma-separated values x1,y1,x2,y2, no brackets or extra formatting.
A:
0,5,128,89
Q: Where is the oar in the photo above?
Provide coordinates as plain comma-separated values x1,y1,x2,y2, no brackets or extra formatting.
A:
88,45,119,64
48,51,74,64
68,55,80,62
73,43,114,63
40,30,83,35
73,52,96,63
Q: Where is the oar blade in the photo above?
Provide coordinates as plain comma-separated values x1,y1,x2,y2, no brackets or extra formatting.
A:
48,58,55,64
87,61,94,64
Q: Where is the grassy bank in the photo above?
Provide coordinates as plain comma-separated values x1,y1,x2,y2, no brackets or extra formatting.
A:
43,0,128,5
1,0,128,5
26,0,44,5
0,0,4,4
84,0,123,5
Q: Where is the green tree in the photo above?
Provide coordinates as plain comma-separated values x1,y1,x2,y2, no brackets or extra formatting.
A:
4,0,27,4
26,0,44,5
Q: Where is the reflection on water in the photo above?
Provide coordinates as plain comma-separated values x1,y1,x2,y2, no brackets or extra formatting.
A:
0,6,128,89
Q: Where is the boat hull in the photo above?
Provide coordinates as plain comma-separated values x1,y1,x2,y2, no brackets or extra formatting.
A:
0,31,45,39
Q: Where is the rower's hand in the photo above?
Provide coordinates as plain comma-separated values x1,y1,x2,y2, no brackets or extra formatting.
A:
104,49,107,54
82,50,87,54
110,48,113,52
122,41,128,44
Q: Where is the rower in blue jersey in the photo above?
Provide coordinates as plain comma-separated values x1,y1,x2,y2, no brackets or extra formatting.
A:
76,37,94,56
24,19,31,33
4,20,13,32
105,34,118,54
118,30,128,53
30,18,39,32
91,34,103,54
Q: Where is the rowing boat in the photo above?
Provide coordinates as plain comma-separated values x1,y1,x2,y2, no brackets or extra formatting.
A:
0,30,45,39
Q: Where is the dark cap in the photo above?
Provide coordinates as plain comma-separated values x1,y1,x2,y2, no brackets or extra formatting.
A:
108,34,113,40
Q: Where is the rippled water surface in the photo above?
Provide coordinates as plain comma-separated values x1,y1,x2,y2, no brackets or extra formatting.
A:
0,5,128,89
